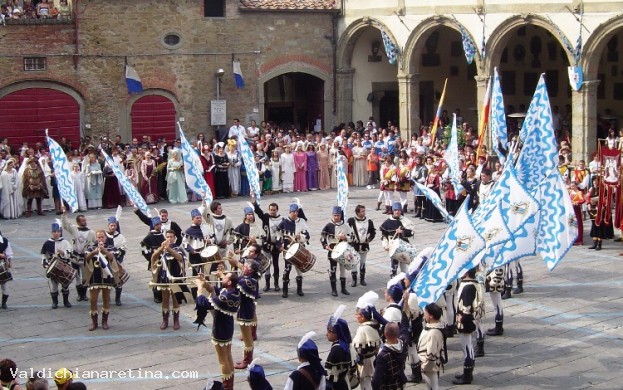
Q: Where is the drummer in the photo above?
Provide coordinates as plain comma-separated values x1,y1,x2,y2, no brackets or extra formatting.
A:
61,210,96,303
202,201,234,264
277,203,310,298
183,208,207,300
151,229,185,331
380,202,414,278
347,204,376,287
233,206,262,256
321,206,352,297
228,244,261,369
84,230,121,331
0,231,14,310
251,193,284,293
105,217,127,306
41,222,74,309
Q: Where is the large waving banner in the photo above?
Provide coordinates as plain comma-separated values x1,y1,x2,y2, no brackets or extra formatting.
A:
491,68,508,164
101,148,150,216
237,133,262,202
46,130,78,212
178,123,213,205
336,154,349,211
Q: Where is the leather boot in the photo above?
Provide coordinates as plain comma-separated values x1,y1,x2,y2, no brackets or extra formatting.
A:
62,290,72,308
596,240,602,251
1,294,7,309
376,201,381,210
351,272,358,287
76,286,84,302
154,288,163,303
281,278,289,298
263,274,271,292
235,349,253,369
36,199,45,216
475,337,485,357
115,288,122,306
452,365,474,385
413,206,421,218
25,200,32,217
51,292,59,309
409,362,422,383
160,310,169,330
486,314,504,336
340,277,350,295
296,276,304,296
173,309,180,330
223,375,234,390
88,312,98,331
360,269,367,286
330,277,338,296
273,276,280,292
101,310,110,330
251,324,257,341
513,272,524,294
588,240,598,249
80,286,88,302
384,205,391,215
501,286,512,300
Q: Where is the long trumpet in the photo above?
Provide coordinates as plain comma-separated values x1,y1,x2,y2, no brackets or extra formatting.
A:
188,259,227,268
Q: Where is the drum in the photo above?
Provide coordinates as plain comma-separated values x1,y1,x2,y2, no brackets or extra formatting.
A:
284,243,316,273
331,242,361,271
0,259,12,284
46,258,76,288
241,247,271,274
200,245,222,262
388,239,417,264
183,234,206,251
115,266,130,288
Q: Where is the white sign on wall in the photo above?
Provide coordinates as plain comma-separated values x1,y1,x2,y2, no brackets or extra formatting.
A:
211,100,227,126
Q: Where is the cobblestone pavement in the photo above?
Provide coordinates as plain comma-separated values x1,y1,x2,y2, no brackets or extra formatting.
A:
1,187,622,389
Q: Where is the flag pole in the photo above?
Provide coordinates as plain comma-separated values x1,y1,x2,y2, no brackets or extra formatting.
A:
430,78,448,147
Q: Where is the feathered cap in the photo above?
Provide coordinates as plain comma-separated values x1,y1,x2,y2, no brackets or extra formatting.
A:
387,272,406,303
327,304,352,353
407,247,434,282
247,359,273,390
297,331,326,381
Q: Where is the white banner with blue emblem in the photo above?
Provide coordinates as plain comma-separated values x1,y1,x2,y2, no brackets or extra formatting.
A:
412,197,485,308
100,148,150,217
178,123,213,205
487,211,540,271
567,66,584,92
237,133,261,203
46,130,78,213
413,181,453,223
336,154,349,211
491,67,508,164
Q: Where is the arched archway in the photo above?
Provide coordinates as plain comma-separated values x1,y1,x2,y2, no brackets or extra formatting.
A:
128,90,178,143
0,81,84,151
258,64,331,132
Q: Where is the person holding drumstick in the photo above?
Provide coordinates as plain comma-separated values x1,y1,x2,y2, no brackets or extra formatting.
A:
321,206,352,297
194,269,241,390
184,208,207,300
277,203,310,298
105,216,127,306
347,204,376,287
84,230,120,331
380,202,414,278
151,229,185,331
41,222,74,309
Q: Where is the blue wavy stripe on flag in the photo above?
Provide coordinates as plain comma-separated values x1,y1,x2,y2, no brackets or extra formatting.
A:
237,134,261,201
380,28,399,65
413,181,453,223
47,135,79,212
460,25,476,64
471,165,512,226
487,212,539,271
101,149,149,216
178,125,213,204
491,68,508,164
574,35,582,66
336,155,349,210
474,200,513,249
499,167,540,232
534,170,577,270
412,197,485,308
445,114,460,181
515,75,558,192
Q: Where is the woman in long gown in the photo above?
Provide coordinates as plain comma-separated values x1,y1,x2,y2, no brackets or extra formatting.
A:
84,153,104,209
270,150,282,193
213,143,231,199
200,145,216,198
316,143,330,190
239,159,250,196
280,145,295,193
140,151,159,204
102,163,122,209
293,143,308,192
423,166,444,222
0,158,23,219
226,141,241,196
70,163,87,211
329,141,341,189
166,149,187,204
39,152,54,211
352,140,368,187
305,144,319,190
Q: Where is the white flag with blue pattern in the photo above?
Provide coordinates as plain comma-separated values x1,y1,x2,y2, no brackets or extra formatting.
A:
500,167,540,232
491,68,508,164
178,123,213,205
46,130,78,213
515,74,558,192
237,133,261,202
100,148,150,217
413,181,453,223
412,197,486,308
475,200,512,249
486,211,540,271
336,154,349,211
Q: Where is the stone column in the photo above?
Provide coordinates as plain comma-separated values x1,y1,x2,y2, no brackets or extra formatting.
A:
397,73,420,139
336,68,355,124
573,80,599,161
474,75,489,152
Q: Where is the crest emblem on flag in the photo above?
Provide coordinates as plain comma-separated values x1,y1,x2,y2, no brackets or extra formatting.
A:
567,66,583,91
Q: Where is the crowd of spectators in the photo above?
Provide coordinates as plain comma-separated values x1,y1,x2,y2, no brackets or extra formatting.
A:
1,0,71,23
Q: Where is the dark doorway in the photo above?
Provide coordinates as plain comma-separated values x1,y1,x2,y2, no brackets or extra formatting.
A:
420,80,434,126
264,73,324,132
379,90,399,129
